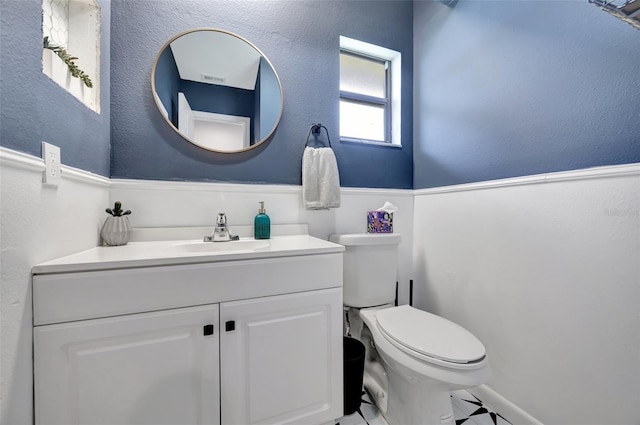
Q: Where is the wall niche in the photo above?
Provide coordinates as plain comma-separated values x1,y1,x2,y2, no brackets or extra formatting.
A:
42,0,100,113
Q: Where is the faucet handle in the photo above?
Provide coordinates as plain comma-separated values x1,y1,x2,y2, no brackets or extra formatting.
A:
217,212,227,226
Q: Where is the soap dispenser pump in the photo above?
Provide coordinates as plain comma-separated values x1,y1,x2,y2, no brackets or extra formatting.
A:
254,201,270,240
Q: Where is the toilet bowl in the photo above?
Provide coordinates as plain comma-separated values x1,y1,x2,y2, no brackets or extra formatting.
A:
359,306,490,425
329,233,491,425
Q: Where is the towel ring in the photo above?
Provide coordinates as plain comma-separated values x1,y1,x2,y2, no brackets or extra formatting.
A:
305,123,332,148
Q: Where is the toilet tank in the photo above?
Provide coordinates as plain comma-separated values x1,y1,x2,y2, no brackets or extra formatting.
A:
329,233,401,308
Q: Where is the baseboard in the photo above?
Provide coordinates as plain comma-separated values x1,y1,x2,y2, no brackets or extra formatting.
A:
468,385,543,425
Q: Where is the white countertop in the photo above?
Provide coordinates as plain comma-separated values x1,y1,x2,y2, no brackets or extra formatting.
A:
32,234,345,275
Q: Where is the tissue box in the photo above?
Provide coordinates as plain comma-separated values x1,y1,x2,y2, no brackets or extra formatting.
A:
367,211,393,233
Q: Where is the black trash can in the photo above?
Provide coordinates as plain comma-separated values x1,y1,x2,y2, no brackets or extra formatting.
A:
343,336,365,415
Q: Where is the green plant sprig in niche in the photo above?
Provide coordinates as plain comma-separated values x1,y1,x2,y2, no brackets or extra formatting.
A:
43,36,93,88
106,201,131,217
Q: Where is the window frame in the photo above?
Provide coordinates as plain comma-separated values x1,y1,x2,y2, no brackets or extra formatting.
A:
339,36,402,148
339,50,392,144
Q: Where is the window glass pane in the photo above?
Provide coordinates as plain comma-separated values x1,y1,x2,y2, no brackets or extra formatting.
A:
340,52,386,98
340,100,385,142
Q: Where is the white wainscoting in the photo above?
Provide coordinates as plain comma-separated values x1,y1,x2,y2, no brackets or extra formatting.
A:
413,164,640,425
110,179,415,305
0,147,111,424
9,143,635,424
0,146,414,423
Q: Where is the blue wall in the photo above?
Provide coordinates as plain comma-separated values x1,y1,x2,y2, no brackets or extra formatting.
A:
110,0,414,188
154,46,180,126
180,81,256,127
413,0,640,189
3,1,636,189
259,57,281,141
0,0,111,177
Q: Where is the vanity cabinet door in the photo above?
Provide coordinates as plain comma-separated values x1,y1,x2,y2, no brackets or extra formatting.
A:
34,305,220,425
220,287,343,425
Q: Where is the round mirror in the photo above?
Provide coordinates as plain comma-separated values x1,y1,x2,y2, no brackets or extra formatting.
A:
152,28,283,153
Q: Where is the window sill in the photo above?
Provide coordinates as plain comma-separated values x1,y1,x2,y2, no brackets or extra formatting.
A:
340,137,402,148
42,48,99,113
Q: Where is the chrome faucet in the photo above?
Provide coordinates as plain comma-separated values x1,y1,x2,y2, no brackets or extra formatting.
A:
204,212,240,242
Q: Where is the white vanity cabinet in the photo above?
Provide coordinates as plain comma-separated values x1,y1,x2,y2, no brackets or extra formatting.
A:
221,289,341,425
32,237,344,425
34,304,222,425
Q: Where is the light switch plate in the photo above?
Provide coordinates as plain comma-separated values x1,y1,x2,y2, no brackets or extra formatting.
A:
42,142,61,187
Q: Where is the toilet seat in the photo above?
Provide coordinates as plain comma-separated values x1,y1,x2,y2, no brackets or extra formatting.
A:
376,305,486,365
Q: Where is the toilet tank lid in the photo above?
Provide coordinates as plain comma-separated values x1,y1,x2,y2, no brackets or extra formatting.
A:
329,233,401,246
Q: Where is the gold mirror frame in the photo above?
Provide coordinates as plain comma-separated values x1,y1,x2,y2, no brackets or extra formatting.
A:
151,28,283,153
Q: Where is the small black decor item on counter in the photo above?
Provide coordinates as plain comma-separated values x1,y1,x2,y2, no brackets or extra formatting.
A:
101,201,132,246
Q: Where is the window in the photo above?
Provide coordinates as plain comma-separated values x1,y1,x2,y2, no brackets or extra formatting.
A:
42,0,101,113
339,36,401,147
340,51,389,142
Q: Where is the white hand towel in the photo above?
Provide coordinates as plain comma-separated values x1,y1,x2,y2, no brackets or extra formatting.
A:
302,146,341,210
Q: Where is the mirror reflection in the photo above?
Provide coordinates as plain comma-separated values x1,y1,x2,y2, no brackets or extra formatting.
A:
152,29,283,153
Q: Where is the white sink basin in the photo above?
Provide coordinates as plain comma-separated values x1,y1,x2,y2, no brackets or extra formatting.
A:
167,239,270,253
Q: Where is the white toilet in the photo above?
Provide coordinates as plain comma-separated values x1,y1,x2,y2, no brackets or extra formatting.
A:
329,233,491,425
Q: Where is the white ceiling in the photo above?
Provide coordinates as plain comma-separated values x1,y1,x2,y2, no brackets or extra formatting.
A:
170,30,262,90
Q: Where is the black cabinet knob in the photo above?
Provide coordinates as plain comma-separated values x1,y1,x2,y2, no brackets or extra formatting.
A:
225,321,235,332
203,324,214,336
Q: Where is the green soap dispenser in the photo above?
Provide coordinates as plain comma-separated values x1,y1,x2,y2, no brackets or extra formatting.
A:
254,201,271,239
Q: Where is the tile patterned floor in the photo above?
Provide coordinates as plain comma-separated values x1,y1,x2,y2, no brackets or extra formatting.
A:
450,390,511,425
336,390,511,425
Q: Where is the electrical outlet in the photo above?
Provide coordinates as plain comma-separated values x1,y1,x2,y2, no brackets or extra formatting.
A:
42,142,61,187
